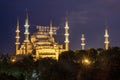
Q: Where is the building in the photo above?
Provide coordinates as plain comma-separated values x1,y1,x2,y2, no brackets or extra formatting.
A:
15,11,69,60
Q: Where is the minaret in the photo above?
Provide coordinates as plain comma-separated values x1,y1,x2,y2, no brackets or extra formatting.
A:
24,9,30,54
81,33,85,50
15,18,20,55
49,19,53,37
64,16,69,51
24,9,30,43
104,26,109,50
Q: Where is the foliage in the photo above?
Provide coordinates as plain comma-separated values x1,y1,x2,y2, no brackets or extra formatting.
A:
1,47,120,80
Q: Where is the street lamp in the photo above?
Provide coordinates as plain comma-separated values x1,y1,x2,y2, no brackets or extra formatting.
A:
11,56,16,63
82,57,91,66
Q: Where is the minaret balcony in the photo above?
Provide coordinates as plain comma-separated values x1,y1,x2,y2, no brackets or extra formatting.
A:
24,24,29,27
16,30,20,32
24,40,30,42
81,38,85,40
81,43,85,45
16,36,20,38
104,42,109,44
104,35,109,37
24,32,30,34
15,42,20,44
65,41,69,43
64,34,69,36
65,26,69,29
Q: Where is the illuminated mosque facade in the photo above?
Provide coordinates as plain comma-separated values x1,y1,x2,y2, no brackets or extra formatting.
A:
15,10,109,60
15,11,69,60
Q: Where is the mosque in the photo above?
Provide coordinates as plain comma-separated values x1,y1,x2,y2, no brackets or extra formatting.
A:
15,10,109,60
15,11,69,60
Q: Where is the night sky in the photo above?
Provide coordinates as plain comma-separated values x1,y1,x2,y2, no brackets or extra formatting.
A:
0,0,120,54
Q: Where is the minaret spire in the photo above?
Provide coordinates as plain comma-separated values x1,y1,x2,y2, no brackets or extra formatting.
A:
15,17,20,55
24,9,30,42
104,25,109,50
64,16,69,51
24,9,30,54
49,19,53,37
81,33,85,50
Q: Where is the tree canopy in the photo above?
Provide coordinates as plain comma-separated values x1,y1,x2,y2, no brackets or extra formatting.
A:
0,47,120,80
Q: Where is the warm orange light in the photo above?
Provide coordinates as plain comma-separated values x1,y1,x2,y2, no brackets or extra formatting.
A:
11,59,16,63
11,57,16,63
82,58,91,65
